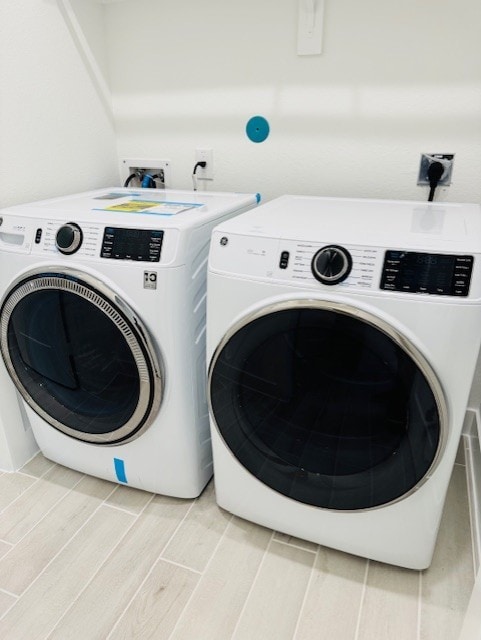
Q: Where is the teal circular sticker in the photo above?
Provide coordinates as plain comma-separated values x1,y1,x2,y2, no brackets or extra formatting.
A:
246,116,270,143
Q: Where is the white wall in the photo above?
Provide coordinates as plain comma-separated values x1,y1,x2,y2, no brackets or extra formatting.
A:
69,0,111,83
104,0,481,203
0,0,119,207
0,0,119,468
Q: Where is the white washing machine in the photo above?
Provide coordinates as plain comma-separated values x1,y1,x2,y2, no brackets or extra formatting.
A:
207,195,481,569
0,187,259,497
0,360,37,471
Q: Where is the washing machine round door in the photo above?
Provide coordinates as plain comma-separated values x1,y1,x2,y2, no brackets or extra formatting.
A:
0,269,162,444
208,300,447,510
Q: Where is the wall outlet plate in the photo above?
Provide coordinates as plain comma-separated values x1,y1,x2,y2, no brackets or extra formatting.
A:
120,158,171,189
195,149,214,180
417,153,454,186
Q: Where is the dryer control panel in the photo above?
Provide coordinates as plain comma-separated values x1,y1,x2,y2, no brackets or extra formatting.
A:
209,229,481,299
380,251,473,297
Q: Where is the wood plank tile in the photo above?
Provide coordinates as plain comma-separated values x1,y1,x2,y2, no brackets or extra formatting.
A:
48,494,192,640
294,547,366,640
0,506,134,640
232,540,315,640
0,590,16,617
421,465,474,640
170,516,272,640
162,481,230,572
0,464,83,544
0,474,115,595
110,561,199,640
357,561,419,640
19,453,55,478
273,531,319,553
0,472,35,514
104,483,153,514
0,540,12,560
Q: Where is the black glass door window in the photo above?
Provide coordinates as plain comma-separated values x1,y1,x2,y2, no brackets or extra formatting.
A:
1,273,159,443
209,306,443,510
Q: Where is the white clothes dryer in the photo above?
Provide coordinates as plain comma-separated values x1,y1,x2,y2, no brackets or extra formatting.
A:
0,187,259,497
207,195,481,568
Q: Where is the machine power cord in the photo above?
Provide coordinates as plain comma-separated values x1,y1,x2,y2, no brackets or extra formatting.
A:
192,161,207,191
427,161,444,202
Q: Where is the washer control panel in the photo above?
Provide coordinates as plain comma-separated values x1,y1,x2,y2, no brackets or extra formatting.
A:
0,216,180,265
100,227,164,262
380,251,474,296
43,220,101,257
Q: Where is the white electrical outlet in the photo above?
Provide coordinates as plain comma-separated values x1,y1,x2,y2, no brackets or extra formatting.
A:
120,158,172,189
195,149,214,180
417,153,454,186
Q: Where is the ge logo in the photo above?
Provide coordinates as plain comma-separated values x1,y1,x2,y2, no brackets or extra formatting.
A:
143,271,157,289
220,236,228,246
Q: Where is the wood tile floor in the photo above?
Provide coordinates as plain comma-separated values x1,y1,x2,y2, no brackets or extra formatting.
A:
0,454,473,640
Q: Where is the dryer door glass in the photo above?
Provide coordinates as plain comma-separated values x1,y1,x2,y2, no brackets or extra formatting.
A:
0,272,162,444
209,304,444,510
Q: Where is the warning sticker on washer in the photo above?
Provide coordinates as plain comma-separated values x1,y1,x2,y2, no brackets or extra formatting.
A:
101,200,203,215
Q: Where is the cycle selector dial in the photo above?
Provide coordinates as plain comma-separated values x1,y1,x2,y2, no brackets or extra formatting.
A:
311,245,352,285
55,223,83,255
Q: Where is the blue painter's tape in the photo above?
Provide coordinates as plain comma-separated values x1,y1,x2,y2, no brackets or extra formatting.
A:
255,193,261,203
114,458,127,484
246,116,270,143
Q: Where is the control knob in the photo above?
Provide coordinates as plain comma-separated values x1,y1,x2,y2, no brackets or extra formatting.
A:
55,223,83,255
311,245,352,285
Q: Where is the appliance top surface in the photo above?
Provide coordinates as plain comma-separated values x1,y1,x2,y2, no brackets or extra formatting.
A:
2,188,259,228
215,195,481,252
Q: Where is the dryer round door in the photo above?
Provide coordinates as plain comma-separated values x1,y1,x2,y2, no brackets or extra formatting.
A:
208,299,448,510
0,269,163,444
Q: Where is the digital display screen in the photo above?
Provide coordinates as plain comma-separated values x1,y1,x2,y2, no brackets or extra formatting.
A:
381,251,473,296
101,227,163,262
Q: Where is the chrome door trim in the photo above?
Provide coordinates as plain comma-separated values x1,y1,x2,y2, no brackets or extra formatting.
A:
208,298,448,511
0,266,163,444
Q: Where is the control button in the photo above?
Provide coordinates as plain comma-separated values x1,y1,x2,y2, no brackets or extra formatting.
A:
311,245,352,285
35,228,42,244
279,251,290,269
55,223,83,255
